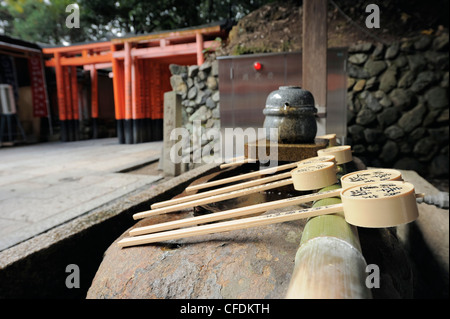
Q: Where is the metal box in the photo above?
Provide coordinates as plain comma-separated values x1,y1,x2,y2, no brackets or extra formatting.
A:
217,49,347,140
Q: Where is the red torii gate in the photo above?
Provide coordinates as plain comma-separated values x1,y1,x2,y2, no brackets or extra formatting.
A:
43,23,226,143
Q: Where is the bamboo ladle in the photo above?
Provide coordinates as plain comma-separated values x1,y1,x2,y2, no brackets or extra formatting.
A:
118,180,421,248
150,154,336,210
185,145,353,193
316,133,338,146
127,167,404,237
219,157,258,169
133,159,338,219
219,133,338,169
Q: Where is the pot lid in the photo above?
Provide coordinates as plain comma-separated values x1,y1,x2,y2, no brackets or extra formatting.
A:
265,86,315,108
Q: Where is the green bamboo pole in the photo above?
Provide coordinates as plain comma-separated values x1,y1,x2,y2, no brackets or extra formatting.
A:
285,172,372,299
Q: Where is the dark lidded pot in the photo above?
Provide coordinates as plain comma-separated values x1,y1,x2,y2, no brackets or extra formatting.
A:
263,86,318,143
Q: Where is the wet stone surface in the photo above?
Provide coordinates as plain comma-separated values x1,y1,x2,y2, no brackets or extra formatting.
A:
86,209,306,299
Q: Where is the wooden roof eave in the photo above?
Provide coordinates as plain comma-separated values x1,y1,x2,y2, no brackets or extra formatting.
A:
42,23,226,68
0,40,42,58
45,52,113,67
110,24,224,45
42,41,112,56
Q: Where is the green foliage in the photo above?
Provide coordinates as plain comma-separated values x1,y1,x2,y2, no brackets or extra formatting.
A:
1,0,90,44
0,0,275,45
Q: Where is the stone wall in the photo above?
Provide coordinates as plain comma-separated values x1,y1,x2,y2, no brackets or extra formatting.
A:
169,61,221,170
168,31,449,178
346,32,449,178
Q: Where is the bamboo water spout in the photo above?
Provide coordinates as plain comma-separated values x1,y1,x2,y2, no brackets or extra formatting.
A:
286,187,372,299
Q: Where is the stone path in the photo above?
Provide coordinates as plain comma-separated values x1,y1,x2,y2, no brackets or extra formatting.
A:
0,138,163,251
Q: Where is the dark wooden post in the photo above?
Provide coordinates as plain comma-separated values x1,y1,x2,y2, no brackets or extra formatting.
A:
302,0,328,136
